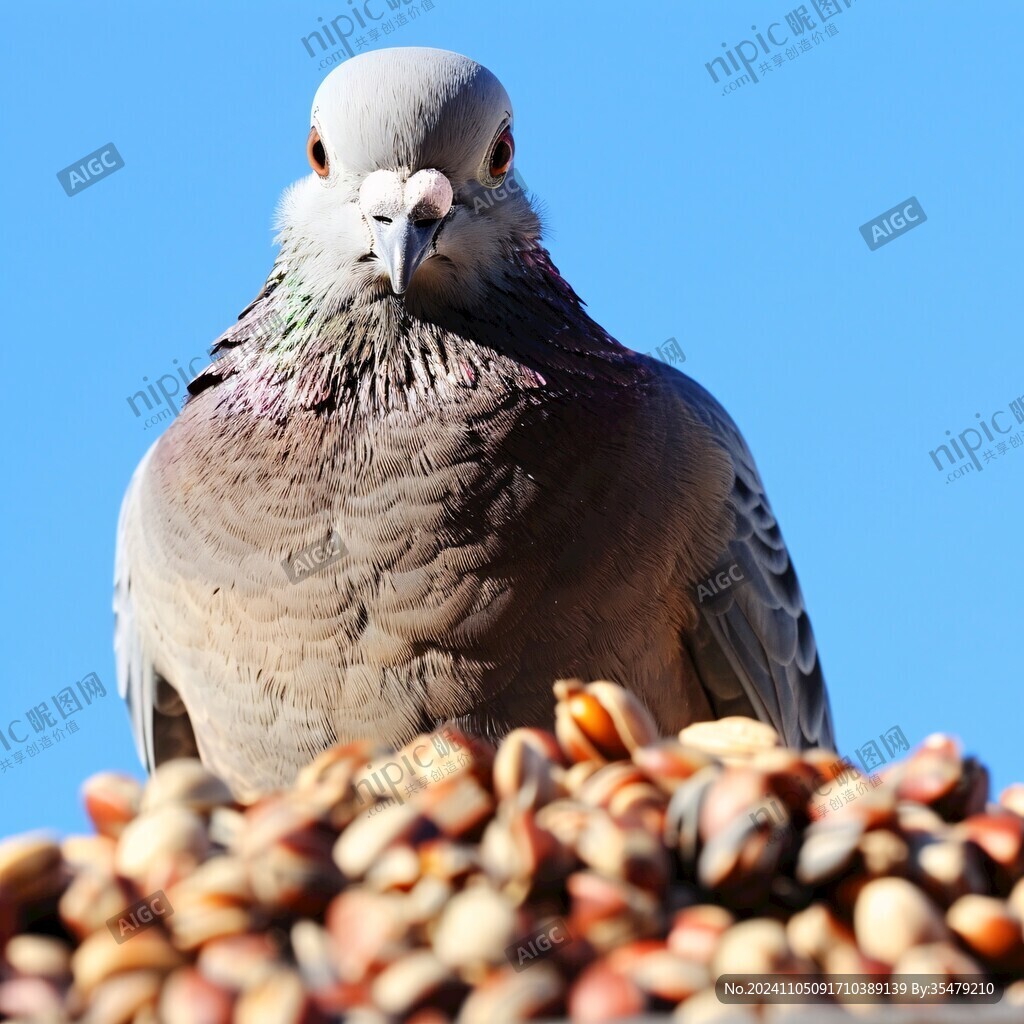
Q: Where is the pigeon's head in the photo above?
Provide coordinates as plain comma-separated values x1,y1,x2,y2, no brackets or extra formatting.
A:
276,47,539,311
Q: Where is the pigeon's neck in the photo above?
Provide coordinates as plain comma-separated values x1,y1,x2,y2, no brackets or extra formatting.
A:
226,248,640,416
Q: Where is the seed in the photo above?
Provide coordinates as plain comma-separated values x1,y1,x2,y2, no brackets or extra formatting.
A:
115,806,209,890
958,812,1024,874
158,966,234,1024
365,843,421,893
554,680,658,763
854,878,948,965
0,833,64,907
81,969,163,1024
577,812,669,893
325,890,409,982
698,767,771,841
673,988,760,1022
609,942,707,1003
566,693,623,758
632,740,712,794
233,967,326,1024
915,837,990,904
241,798,341,916
417,771,494,839
296,741,379,803
492,728,565,807
164,856,252,950
432,884,517,971
480,803,572,894
667,905,734,966
59,870,139,941
947,894,1024,966
71,928,183,996
576,763,647,809
677,716,779,761
561,761,602,796
795,817,864,887
5,933,72,981
858,828,909,878
897,748,962,808
698,806,784,905
370,950,460,1017
568,961,646,1023
710,918,799,975
1000,783,1024,820
291,920,337,993
892,940,986,978
402,876,455,929
333,801,422,880
418,838,479,885
140,759,234,816
663,764,721,870
81,772,143,839
456,963,563,1024
1011,877,1024,921
195,933,283,992
0,976,66,1021
786,903,854,967
208,807,246,850
62,834,117,876
566,871,662,952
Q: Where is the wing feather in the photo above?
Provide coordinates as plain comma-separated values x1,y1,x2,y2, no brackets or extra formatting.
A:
669,369,836,750
114,448,199,771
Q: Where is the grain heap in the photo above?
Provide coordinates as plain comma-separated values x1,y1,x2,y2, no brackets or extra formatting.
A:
1,679,1023,1023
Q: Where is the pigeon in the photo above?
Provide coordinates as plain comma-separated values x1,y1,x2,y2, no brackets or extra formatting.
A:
115,47,834,799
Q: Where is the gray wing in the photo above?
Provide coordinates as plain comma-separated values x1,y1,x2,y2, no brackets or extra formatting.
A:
112,271,289,772
668,367,836,751
114,447,199,772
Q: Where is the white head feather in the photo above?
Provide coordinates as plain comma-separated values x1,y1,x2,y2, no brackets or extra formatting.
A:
275,47,540,316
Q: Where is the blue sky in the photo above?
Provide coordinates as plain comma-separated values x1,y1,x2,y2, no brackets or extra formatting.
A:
1,0,1021,838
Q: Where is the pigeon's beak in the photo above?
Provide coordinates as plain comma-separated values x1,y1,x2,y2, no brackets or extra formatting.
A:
369,213,444,296
360,169,454,297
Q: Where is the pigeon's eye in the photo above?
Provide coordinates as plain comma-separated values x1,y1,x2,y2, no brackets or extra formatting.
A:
488,127,514,180
307,127,329,178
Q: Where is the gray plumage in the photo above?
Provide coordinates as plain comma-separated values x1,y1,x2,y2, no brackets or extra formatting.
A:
114,47,834,799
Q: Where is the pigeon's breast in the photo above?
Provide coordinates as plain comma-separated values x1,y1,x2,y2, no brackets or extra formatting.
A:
134,378,562,759
131,361,722,785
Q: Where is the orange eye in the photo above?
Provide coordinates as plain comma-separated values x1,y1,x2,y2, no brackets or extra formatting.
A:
488,127,514,179
307,126,329,177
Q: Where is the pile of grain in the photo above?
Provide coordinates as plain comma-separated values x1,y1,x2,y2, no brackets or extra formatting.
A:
1,679,1023,1023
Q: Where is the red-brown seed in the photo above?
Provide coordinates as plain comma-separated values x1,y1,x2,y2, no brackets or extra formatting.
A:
159,966,234,1024
568,962,646,1023
667,905,735,966
947,895,1024,966
81,772,143,839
